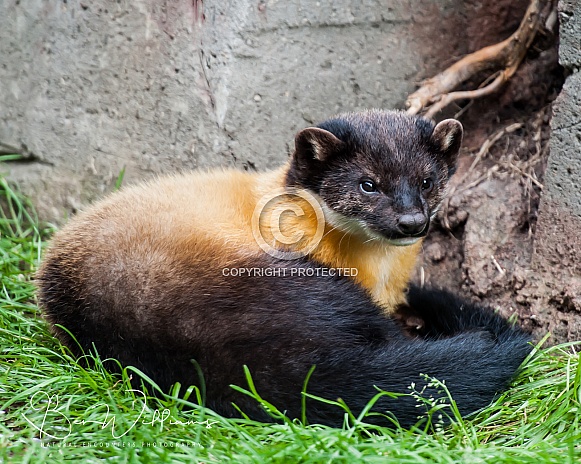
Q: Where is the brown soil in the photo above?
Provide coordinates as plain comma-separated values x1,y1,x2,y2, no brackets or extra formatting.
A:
412,0,573,344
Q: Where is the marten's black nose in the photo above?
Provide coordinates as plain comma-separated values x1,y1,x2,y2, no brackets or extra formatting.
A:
397,213,428,236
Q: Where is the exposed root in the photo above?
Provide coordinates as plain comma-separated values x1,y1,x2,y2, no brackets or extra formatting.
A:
406,0,555,118
468,123,524,173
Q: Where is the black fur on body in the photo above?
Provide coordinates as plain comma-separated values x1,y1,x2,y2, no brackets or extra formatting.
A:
39,251,531,429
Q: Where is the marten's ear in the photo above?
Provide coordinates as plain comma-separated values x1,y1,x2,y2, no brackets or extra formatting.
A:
294,128,345,165
431,119,463,175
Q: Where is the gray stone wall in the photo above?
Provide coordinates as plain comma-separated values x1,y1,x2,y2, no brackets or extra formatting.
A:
1,0,463,220
540,0,581,218
528,0,581,333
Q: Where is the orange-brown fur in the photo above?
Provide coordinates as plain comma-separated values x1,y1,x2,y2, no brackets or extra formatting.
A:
43,163,419,314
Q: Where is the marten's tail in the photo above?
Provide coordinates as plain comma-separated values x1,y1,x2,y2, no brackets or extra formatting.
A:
296,286,532,428
404,285,529,342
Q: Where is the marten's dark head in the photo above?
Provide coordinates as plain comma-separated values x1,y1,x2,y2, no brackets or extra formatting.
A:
286,109,462,245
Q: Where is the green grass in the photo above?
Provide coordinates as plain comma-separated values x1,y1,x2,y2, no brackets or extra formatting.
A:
1,171,580,463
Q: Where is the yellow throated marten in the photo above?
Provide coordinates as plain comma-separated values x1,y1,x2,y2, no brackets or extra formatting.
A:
37,110,530,428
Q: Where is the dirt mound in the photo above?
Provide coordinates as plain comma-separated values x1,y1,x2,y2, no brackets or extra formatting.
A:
414,3,570,343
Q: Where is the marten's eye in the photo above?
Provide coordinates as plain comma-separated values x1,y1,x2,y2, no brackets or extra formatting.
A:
359,179,377,194
421,178,434,194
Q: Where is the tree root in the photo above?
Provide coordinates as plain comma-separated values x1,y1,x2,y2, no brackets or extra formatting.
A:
406,0,556,119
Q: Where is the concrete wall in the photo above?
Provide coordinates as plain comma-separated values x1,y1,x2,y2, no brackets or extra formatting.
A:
529,0,581,333
542,0,581,218
1,0,469,220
